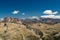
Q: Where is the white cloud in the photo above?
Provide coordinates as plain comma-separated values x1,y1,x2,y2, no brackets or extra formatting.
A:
12,10,19,14
41,15,60,19
53,11,58,14
43,10,58,15
0,18,4,21
31,16,38,19
22,13,25,16
41,10,60,19
29,16,39,20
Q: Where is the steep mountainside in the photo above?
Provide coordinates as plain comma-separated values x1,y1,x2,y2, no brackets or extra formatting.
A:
0,17,60,40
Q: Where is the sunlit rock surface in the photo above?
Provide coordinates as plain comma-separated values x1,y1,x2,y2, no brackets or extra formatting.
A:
0,17,60,40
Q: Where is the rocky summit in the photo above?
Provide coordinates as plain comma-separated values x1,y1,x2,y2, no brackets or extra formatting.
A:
0,17,60,40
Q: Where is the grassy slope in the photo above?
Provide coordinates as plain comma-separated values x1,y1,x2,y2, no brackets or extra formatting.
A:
0,22,40,40
0,22,60,40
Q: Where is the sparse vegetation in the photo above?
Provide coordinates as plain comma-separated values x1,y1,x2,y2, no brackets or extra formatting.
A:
0,18,60,40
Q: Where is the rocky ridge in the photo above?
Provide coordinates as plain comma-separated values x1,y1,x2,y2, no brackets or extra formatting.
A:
0,17,60,40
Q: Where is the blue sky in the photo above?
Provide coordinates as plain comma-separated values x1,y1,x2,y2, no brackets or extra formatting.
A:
0,0,60,18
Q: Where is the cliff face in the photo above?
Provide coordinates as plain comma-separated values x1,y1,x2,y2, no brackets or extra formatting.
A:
0,17,60,40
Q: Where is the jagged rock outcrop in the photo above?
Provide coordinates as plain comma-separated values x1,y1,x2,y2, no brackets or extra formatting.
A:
3,17,22,24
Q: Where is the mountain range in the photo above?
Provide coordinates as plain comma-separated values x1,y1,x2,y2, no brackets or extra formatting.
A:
0,17,60,24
